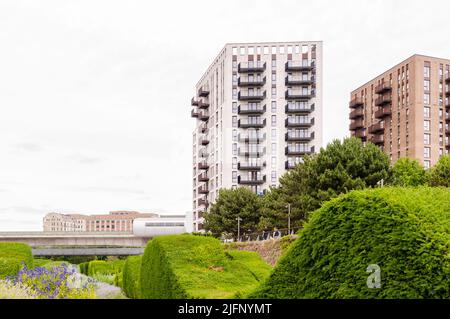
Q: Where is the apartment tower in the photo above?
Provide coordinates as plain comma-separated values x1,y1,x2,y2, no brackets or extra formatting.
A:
349,54,450,169
190,42,323,231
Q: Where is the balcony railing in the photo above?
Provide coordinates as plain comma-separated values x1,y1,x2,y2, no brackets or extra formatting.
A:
198,110,210,121
198,86,210,97
445,114,450,124
285,75,315,86
285,102,314,114
198,135,209,145
238,91,266,101
198,185,209,194
198,173,209,182
349,108,364,119
238,132,266,143
238,175,266,185
237,76,266,87
375,95,392,106
354,130,367,141
198,124,208,134
197,198,209,207
285,158,304,169
349,97,364,108
238,161,265,170
349,119,364,131
197,161,209,170
285,60,315,71
375,82,392,94
285,89,315,99
191,97,199,106
198,100,209,109
285,131,314,142
368,121,385,134
285,145,314,156
238,147,266,157
238,118,266,128
375,105,392,119
370,134,384,145
191,109,199,118
446,76,450,84
285,117,314,128
238,104,266,115
238,61,266,73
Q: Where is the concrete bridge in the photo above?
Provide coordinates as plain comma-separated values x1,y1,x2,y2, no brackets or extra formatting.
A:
0,232,151,256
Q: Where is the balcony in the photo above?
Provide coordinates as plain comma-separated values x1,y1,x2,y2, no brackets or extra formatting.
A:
285,117,314,128
368,121,385,134
238,175,266,185
354,129,367,141
198,110,210,121
370,134,385,145
198,135,209,145
238,118,266,128
349,119,364,131
446,114,450,124
446,76,450,84
198,124,208,134
198,100,210,109
285,159,303,170
238,161,265,170
285,89,315,100
237,76,266,87
198,86,210,97
197,161,209,170
285,60,315,72
285,145,314,156
238,61,266,73
349,108,364,119
191,109,199,118
446,144,450,150
238,132,266,143
285,102,314,114
375,105,392,119
285,131,314,142
198,173,209,182
349,97,364,108
445,129,450,137
238,104,266,115
191,97,199,106
238,147,266,157
238,91,266,101
375,82,392,94
285,75,315,86
198,185,209,194
375,95,392,106
197,198,209,207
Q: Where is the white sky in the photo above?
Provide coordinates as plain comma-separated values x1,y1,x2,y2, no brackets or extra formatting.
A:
0,0,448,231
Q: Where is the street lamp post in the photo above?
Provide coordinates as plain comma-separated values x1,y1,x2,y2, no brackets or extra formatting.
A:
286,204,291,235
236,216,242,241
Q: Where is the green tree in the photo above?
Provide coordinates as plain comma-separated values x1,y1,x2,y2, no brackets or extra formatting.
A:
203,187,261,237
390,158,426,186
427,155,450,187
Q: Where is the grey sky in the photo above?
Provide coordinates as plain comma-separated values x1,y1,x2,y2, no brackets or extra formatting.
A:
0,0,448,230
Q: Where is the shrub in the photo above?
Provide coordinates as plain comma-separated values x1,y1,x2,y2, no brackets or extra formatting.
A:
78,262,89,275
251,187,450,299
87,259,125,286
427,155,450,187
389,158,426,186
140,235,272,299
0,280,38,299
32,258,53,268
0,243,33,279
122,256,142,299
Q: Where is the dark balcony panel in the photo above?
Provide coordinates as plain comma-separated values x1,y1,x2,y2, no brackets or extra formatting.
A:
285,146,314,156
370,134,385,145
354,129,367,142
238,62,266,73
238,161,265,170
238,147,266,157
238,133,266,143
238,175,266,185
375,105,392,119
198,124,208,134
349,119,364,131
198,173,209,182
349,97,364,108
368,122,385,134
375,95,392,106
446,76,450,84
238,91,267,101
237,76,266,87
199,136,209,145
446,115,450,124
238,118,266,128
198,111,210,121
198,100,210,109
285,161,298,170
197,162,209,170
197,198,209,207
191,97,199,106
349,108,364,119
446,144,450,150
238,104,266,115
285,103,314,114
285,89,315,100
198,87,210,97
285,75,315,86
375,82,392,94
445,129,450,137
285,131,314,142
198,186,209,194
285,117,314,128
446,90,450,97
191,109,199,118
285,60,315,72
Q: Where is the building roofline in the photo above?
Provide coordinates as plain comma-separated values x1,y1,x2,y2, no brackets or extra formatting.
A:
351,53,450,93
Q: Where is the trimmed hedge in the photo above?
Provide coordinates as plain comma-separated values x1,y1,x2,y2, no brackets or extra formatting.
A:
79,262,89,275
140,234,272,299
87,260,125,277
122,256,142,299
0,242,33,279
251,187,450,299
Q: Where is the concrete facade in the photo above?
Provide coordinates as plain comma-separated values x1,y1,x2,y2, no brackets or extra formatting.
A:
349,54,450,168
190,41,323,231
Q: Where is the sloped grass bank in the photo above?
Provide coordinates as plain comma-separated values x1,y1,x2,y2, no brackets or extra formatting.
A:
251,187,450,299
140,234,272,299
0,242,33,279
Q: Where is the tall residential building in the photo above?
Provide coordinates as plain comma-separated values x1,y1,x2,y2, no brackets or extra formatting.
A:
190,42,323,232
349,54,450,169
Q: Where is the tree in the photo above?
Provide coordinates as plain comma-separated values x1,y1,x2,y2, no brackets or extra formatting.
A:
203,187,261,237
427,155,450,187
389,158,426,186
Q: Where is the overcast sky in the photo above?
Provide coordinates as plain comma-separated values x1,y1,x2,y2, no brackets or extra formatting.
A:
0,0,448,231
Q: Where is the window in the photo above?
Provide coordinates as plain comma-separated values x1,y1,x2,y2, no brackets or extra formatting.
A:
232,129,237,141
232,171,237,183
271,60,276,68
232,157,237,169
424,65,430,78
271,115,277,126
263,46,269,54
232,47,237,55
271,101,277,113
424,80,430,92
271,157,276,169
232,88,237,100
424,147,431,159
240,47,245,55
424,160,431,170
232,102,237,113
424,133,431,145
271,87,277,98
271,129,277,141
271,143,277,155
424,120,430,131
248,47,254,54
271,73,276,83
271,171,277,183
232,116,237,128
424,93,430,105
424,106,430,118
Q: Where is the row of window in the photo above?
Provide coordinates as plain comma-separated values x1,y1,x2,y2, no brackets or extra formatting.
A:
231,44,314,56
